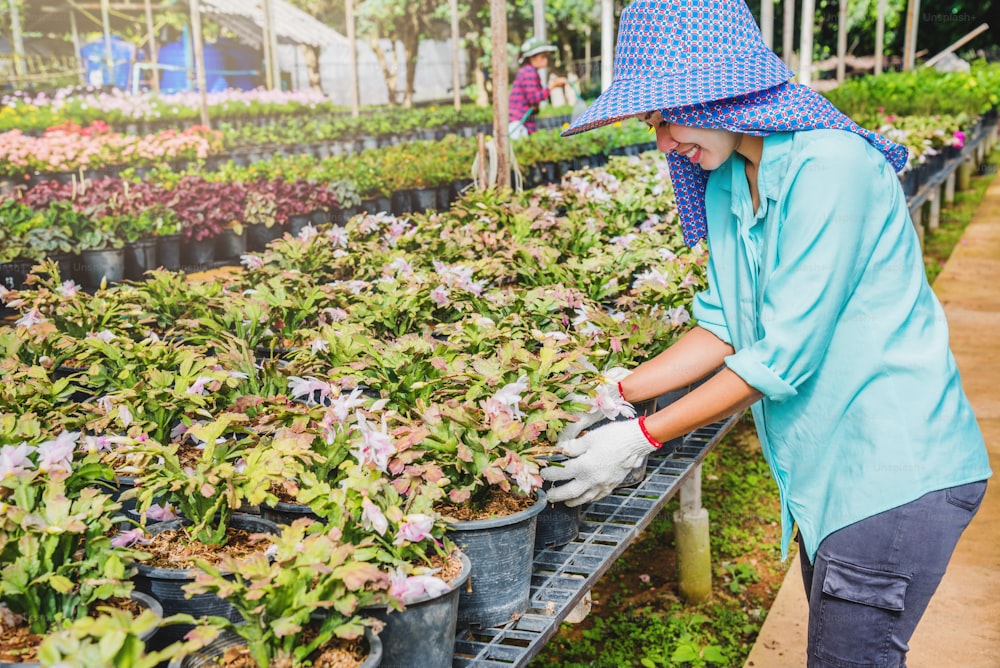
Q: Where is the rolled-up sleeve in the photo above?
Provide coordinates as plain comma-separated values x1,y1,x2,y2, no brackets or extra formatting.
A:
724,137,890,402
692,283,732,345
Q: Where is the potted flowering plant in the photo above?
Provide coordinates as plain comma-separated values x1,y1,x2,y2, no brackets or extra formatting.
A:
0,430,147,663
178,519,387,668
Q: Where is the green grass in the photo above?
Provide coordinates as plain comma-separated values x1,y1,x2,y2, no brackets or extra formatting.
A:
530,420,785,668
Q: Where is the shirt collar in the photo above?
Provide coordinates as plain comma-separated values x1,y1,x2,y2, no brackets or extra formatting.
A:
716,131,794,199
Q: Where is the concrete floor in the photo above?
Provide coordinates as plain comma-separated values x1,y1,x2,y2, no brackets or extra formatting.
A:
745,169,1000,667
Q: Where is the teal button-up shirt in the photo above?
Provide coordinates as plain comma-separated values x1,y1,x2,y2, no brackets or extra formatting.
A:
691,129,991,562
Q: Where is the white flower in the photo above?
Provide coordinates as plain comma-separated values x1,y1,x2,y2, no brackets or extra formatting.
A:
287,375,331,404
15,308,45,328
56,280,81,298
666,306,691,328
588,384,636,421
482,375,530,421
240,254,265,270
352,411,395,472
310,338,329,354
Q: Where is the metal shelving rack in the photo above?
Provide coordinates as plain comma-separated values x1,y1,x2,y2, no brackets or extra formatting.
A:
453,413,741,667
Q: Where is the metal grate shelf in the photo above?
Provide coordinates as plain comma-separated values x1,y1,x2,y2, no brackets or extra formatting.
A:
452,413,741,667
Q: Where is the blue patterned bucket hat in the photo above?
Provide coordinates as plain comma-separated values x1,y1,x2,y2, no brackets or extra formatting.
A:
563,0,794,136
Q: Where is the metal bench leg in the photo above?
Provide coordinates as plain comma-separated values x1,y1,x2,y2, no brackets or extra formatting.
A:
928,189,941,231
674,465,712,602
944,172,956,205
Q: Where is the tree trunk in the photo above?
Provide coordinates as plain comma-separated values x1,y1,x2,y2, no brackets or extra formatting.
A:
467,41,490,106
401,11,421,108
368,30,399,106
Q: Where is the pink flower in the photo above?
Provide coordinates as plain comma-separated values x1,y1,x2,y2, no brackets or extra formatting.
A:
352,412,395,472
186,376,215,395
287,375,331,404
0,443,36,479
361,497,388,536
111,527,150,548
57,280,81,298
388,569,451,604
430,286,451,307
146,502,178,522
36,432,79,475
240,254,265,270
15,308,45,328
483,375,530,421
666,306,691,328
588,384,636,421
393,513,435,545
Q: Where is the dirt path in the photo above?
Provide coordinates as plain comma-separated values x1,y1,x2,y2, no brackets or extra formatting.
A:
745,165,1000,667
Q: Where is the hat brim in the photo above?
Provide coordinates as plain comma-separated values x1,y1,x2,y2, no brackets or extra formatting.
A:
561,51,793,137
520,45,557,62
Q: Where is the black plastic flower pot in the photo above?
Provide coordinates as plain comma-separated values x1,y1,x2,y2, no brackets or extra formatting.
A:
390,189,413,216
436,185,451,212
0,258,34,291
0,591,162,668
156,234,182,271
132,514,279,648
310,209,331,226
411,187,438,214
288,213,312,237
540,161,558,183
446,491,546,629
76,247,125,289
245,223,283,252
374,195,392,213
366,551,471,668
124,238,158,280
536,455,582,549
258,500,322,526
213,228,246,262
180,239,215,269
450,179,473,202
166,626,381,668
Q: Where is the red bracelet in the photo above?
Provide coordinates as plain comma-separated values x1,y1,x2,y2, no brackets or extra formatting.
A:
638,415,662,449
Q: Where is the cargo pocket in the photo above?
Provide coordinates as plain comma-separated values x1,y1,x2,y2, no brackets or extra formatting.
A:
814,558,911,667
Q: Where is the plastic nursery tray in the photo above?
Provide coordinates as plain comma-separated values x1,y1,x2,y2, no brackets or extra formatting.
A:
452,413,741,667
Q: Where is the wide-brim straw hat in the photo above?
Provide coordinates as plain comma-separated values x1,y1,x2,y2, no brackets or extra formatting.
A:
563,0,794,136
520,37,558,63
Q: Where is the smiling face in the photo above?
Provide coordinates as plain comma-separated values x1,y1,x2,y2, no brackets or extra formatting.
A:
642,111,742,171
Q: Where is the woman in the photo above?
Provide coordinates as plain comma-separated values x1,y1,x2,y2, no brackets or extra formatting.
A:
508,37,567,138
541,0,991,664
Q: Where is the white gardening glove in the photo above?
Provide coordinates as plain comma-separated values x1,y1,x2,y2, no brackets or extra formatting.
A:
542,419,657,507
556,367,634,444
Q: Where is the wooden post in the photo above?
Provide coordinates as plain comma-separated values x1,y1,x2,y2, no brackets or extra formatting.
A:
902,0,920,70
69,10,85,84
144,0,160,92
874,0,886,75
8,0,26,80
490,0,510,189
188,0,210,127
928,189,941,231
450,0,461,111
923,23,991,69
476,133,487,189
760,0,774,49
346,0,360,117
836,0,848,83
782,0,795,67
600,0,614,92
267,0,281,89
798,0,814,86
584,24,592,91
674,466,711,603
944,171,956,204
261,0,274,89
534,0,547,85
100,0,115,85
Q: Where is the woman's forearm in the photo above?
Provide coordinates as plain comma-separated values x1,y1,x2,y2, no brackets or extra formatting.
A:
643,367,762,445
619,325,736,403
